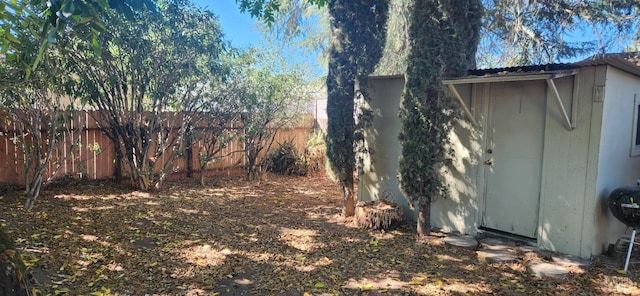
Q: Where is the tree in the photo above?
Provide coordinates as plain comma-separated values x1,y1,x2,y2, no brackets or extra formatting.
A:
236,0,328,23
257,0,330,71
0,0,157,74
399,0,482,237
0,66,79,211
191,74,241,186
234,48,310,181
374,1,640,72
480,0,640,66
64,0,226,191
234,0,638,225
0,0,81,210
375,0,411,75
325,0,389,217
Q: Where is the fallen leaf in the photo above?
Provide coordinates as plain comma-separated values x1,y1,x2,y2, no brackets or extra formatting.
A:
294,255,306,261
5,249,15,258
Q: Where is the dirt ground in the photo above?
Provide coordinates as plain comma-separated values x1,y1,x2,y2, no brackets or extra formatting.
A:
1,174,639,295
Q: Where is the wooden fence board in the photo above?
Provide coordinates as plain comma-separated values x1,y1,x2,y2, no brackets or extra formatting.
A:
0,110,314,185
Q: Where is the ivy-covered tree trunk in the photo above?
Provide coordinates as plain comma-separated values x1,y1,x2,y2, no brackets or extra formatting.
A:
326,53,356,215
326,0,388,217
400,0,482,237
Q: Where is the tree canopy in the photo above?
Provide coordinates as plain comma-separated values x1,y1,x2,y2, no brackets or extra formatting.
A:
61,0,228,190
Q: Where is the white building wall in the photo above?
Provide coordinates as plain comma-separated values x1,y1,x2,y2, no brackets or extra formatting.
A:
434,83,483,234
536,70,603,258
360,76,483,229
594,66,640,253
359,76,415,220
362,66,640,258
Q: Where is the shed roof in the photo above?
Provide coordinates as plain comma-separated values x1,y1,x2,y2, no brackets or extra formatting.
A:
453,52,640,81
574,52,640,76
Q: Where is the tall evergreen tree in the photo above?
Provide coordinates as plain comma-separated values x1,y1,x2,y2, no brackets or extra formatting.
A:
326,0,388,216
399,0,482,236
375,0,411,75
480,0,639,66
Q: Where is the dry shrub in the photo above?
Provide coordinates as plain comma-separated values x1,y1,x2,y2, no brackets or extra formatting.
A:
264,132,327,177
264,140,308,176
304,132,326,176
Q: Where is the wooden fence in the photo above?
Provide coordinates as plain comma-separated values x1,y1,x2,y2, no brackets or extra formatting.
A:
0,111,315,185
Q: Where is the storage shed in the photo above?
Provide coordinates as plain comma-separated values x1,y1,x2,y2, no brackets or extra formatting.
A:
359,52,640,258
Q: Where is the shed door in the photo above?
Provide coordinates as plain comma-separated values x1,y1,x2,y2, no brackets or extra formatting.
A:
482,81,546,238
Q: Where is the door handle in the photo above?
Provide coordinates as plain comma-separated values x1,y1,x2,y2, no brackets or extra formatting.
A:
484,160,493,165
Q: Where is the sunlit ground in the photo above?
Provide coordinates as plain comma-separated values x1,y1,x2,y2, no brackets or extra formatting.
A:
1,174,639,295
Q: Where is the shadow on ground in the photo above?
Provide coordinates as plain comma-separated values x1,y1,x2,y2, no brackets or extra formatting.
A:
1,174,638,295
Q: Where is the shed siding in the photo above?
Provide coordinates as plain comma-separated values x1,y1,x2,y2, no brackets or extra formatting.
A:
537,69,602,257
594,66,640,254
359,76,415,220
580,66,606,257
433,82,483,234
360,76,483,229
363,63,640,258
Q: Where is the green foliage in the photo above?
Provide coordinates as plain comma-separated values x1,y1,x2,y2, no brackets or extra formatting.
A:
63,0,227,190
325,0,389,215
264,134,325,177
232,47,311,181
237,0,328,23
399,0,482,215
375,0,411,75
257,0,330,78
264,140,308,176
375,0,640,73
0,4,81,209
305,131,326,175
480,0,640,66
0,0,156,74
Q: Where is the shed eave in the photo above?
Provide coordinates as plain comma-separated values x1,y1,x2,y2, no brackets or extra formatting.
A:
443,73,562,85
442,70,578,131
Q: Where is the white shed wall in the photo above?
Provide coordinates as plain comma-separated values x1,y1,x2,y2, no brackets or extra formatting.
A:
359,76,415,220
360,76,483,229
537,69,604,257
362,65,640,258
433,83,483,234
595,66,640,253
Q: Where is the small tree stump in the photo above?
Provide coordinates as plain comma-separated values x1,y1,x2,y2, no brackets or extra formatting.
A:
355,200,402,230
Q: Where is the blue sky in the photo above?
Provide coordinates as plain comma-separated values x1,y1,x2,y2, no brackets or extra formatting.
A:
191,0,327,80
191,0,264,48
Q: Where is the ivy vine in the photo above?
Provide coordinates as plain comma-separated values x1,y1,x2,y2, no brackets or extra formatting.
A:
399,0,482,234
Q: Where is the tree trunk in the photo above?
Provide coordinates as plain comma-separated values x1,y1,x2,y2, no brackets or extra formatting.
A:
199,161,207,187
24,169,44,211
417,200,431,237
342,182,355,217
186,137,193,179
112,137,122,184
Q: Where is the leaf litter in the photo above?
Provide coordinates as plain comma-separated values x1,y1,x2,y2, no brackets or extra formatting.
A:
1,174,639,295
